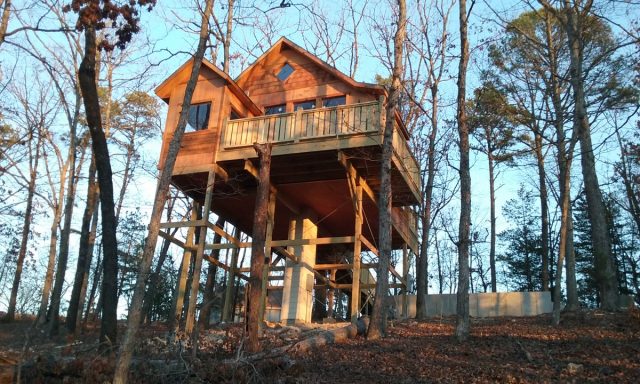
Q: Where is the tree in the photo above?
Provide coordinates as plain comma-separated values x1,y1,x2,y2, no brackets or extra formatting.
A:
468,83,518,292
65,0,157,349
367,0,406,341
247,143,272,353
455,0,473,342
114,0,213,380
3,76,48,321
499,186,544,291
538,0,619,311
409,0,457,320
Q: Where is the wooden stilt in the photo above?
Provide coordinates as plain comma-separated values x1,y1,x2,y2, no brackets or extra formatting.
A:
402,243,409,318
185,169,215,335
350,184,363,323
327,269,336,318
222,227,240,322
169,205,197,334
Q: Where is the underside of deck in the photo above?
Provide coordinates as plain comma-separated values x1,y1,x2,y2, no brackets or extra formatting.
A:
171,146,418,253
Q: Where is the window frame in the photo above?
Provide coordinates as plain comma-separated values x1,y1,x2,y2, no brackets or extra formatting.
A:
186,102,212,132
322,95,346,108
264,104,287,115
276,63,295,81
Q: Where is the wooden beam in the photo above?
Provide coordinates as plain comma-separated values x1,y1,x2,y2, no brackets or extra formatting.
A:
244,159,300,215
206,242,252,250
213,163,229,182
158,230,196,251
338,151,377,204
273,246,297,263
314,263,378,271
271,236,355,247
160,219,204,229
206,221,242,246
360,235,379,256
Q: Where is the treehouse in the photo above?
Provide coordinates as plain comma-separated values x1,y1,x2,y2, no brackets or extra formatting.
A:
155,37,421,326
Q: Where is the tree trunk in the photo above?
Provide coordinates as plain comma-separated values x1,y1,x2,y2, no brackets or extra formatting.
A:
5,128,41,321
47,120,83,337
0,0,11,47
455,0,471,342
534,132,550,291
565,206,579,310
563,0,618,310
222,0,234,73
78,26,119,348
488,150,497,293
113,1,214,380
367,0,405,341
67,154,99,333
246,143,272,354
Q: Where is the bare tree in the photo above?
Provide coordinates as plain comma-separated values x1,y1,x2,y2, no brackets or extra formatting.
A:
455,0,473,342
367,0,406,341
114,0,213,380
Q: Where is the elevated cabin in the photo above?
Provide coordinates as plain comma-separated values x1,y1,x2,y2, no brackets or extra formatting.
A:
155,38,421,325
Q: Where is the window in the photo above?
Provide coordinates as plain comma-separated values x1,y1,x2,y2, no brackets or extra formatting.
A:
277,63,294,81
230,109,242,120
186,102,211,131
323,96,346,108
294,100,316,111
265,104,286,115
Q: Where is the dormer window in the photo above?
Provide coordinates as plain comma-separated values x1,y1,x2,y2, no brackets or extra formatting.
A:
186,102,211,131
277,63,294,81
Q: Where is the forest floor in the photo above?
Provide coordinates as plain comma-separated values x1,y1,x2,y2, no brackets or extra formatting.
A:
1,309,639,383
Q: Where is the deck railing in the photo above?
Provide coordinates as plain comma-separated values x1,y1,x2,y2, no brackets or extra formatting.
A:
221,101,421,198
222,101,380,148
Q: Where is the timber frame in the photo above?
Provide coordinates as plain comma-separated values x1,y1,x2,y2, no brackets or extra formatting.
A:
155,37,421,329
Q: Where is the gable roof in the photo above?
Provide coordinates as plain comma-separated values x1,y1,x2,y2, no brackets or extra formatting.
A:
155,58,262,116
235,37,386,96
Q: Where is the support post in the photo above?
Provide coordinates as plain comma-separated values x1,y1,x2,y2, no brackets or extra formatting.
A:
169,205,197,334
259,189,276,325
222,227,240,322
351,184,363,323
403,243,409,318
327,269,337,318
185,168,215,335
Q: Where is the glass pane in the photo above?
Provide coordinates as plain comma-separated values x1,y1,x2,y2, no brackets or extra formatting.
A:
323,96,346,108
294,100,316,111
186,103,210,131
277,63,294,81
265,104,286,115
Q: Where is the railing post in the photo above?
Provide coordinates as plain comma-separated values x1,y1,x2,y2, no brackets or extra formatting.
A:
221,117,228,147
294,108,303,142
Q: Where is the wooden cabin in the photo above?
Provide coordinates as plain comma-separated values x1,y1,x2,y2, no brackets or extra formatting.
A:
155,37,421,326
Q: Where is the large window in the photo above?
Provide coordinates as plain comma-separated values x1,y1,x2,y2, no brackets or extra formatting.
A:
323,96,346,108
294,99,316,111
265,104,286,115
186,102,211,131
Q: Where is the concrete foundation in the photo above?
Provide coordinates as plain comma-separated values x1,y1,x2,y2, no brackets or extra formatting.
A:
280,211,318,324
396,291,553,318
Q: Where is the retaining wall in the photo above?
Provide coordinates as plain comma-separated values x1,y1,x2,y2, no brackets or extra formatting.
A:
395,291,553,318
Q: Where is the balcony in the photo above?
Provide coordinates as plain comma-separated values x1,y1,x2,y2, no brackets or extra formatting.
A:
218,101,421,204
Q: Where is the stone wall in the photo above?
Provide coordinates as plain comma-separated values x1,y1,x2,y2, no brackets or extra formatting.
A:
395,291,553,318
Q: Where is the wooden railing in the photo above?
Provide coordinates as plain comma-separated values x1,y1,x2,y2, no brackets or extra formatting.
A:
222,101,380,148
221,101,422,201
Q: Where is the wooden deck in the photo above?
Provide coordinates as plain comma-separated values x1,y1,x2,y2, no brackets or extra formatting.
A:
218,101,421,204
